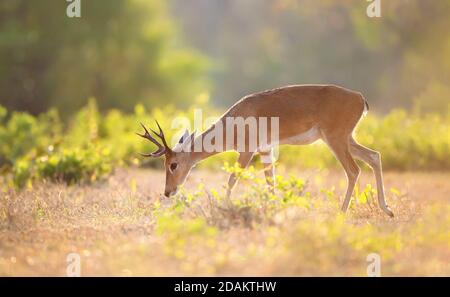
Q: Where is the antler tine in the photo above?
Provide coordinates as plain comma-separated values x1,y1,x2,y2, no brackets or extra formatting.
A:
139,150,165,158
137,123,161,146
136,123,150,138
151,120,170,149
137,122,166,157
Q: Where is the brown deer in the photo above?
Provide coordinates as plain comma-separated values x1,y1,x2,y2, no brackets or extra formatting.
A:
137,84,394,217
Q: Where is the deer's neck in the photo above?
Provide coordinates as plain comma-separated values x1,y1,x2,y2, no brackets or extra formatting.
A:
191,120,227,163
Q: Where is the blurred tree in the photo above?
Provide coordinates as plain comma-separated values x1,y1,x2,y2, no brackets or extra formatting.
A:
0,0,209,115
2,0,449,115
171,0,450,114
348,0,450,113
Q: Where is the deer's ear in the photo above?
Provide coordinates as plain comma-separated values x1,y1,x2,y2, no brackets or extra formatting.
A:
173,129,195,152
178,129,190,144
189,131,196,144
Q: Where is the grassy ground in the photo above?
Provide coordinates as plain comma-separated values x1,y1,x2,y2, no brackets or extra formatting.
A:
0,167,449,276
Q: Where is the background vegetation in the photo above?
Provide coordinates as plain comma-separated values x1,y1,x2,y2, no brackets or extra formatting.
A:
0,0,209,115
1,0,450,115
1,0,448,185
0,101,449,189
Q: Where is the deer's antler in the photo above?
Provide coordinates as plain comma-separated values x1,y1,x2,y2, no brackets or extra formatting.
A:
137,121,171,157
151,120,171,151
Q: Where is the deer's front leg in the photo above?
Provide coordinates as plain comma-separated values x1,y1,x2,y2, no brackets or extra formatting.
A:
260,150,275,194
226,152,254,200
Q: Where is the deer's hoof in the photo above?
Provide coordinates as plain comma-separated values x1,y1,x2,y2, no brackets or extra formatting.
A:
384,206,394,218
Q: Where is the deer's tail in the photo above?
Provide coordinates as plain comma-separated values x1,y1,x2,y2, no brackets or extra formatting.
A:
363,99,369,116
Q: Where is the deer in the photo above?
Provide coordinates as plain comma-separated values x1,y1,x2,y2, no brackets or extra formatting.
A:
137,84,394,217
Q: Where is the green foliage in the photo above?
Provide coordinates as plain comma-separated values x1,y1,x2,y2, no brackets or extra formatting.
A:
0,101,449,189
155,210,217,260
147,167,450,275
0,0,209,115
36,147,112,184
12,159,32,189
0,99,222,187
170,0,450,114
0,108,61,167
2,0,450,117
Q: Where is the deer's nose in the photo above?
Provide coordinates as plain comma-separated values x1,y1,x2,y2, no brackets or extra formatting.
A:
164,187,178,197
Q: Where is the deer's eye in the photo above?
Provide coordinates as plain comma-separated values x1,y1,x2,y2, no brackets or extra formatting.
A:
170,163,178,172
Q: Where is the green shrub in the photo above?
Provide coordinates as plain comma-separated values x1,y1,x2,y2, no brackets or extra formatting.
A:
36,147,112,184
0,108,61,168
12,159,32,189
0,101,449,189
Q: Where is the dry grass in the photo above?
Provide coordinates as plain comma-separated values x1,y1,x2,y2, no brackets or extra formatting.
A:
0,167,449,276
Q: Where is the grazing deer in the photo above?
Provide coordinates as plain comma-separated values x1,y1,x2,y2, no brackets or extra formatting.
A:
137,84,394,217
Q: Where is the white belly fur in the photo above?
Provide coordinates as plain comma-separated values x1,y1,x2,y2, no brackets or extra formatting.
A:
280,126,321,145
258,126,321,152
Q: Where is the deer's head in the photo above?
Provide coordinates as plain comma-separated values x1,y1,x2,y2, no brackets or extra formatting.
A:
137,122,197,197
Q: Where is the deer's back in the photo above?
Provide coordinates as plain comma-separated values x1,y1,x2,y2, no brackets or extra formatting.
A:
225,84,366,139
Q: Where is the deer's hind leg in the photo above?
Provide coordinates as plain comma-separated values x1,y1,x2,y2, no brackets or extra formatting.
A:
322,133,361,213
348,138,394,217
